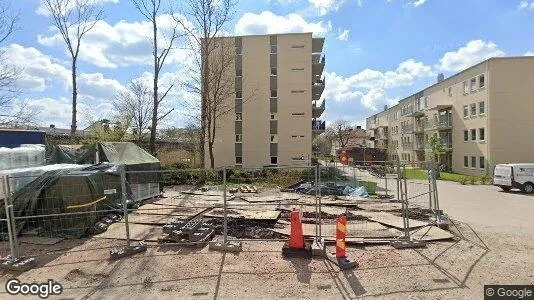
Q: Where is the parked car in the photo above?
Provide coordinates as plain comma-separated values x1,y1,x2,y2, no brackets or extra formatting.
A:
493,163,534,194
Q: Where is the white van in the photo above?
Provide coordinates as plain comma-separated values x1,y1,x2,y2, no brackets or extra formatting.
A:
493,164,534,193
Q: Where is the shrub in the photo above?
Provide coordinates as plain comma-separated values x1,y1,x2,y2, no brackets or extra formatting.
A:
459,177,468,185
480,175,492,185
468,176,477,185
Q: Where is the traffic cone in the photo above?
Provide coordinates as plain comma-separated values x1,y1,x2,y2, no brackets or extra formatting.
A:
327,215,358,270
282,209,312,258
289,209,305,249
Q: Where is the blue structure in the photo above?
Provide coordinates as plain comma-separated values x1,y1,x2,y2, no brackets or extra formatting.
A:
0,129,46,148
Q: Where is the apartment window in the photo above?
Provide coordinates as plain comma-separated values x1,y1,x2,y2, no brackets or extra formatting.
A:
235,156,242,165
291,68,305,71
463,130,468,142
471,156,476,168
270,90,277,98
235,46,242,55
479,74,485,88
471,129,476,141
236,90,242,99
270,113,276,120
291,45,304,48
270,134,277,143
463,105,468,118
291,90,305,93
291,112,305,116
480,157,485,169
464,156,468,167
270,156,278,165
235,134,242,142
470,103,476,116
463,81,469,94
470,78,477,92
270,45,277,54
448,87,452,97
270,67,277,76
235,113,242,121
479,101,485,115
479,128,485,141
235,69,242,77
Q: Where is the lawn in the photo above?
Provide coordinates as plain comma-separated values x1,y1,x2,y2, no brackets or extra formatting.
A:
403,168,476,183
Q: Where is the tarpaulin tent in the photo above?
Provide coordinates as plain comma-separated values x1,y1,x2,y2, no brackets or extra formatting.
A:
1,164,124,238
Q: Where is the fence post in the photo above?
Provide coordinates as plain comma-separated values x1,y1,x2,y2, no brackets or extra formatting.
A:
2,176,16,259
402,164,410,240
223,167,228,245
314,165,319,241
120,165,131,248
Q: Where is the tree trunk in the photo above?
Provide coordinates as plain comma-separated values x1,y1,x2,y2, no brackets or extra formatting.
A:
70,58,77,140
209,140,214,168
149,15,158,155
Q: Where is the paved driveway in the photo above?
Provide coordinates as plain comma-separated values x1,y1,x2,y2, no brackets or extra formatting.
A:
437,180,534,235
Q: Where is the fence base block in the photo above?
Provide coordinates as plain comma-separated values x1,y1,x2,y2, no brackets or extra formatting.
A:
110,241,148,260
0,256,37,272
209,240,242,253
281,241,312,258
326,253,358,270
435,220,450,230
390,239,426,249
311,239,326,257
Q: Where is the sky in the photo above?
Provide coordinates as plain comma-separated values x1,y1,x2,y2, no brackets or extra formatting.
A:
2,0,534,129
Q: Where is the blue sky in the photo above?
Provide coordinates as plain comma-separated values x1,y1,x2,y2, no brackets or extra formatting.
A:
2,0,534,129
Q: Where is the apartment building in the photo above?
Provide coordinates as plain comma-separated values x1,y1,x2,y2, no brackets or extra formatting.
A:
366,56,534,176
203,33,325,168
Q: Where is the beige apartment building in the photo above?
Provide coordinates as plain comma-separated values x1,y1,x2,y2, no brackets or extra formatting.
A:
204,33,325,168
366,56,534,176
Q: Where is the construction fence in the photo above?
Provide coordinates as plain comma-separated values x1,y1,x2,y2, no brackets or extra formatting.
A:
0,160,446,269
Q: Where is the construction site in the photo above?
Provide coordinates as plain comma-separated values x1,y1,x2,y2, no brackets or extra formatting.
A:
0,143,512,298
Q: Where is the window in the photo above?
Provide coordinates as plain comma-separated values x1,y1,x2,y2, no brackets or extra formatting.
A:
448,87,452,97
471,156,476,168
270,156,277,165
470,103,476,116
479,157,485,169
235,134,242,142
270,135,277,143
464,156,468,167
236,90,242,99
270,113,276,120
463,81,469,94
236,69,242,77
270,90,277,98
463,105,468,118
270,67,277,76
291,68,305,71
479,128,485,141
291,112,305,116
292,156,305,161
270,44,277,54
291,45,304,48
235,156,242,165
479,74,485,88
463,130,468,141
471,129,476,141
470,78,477,92
235,46,242,55
479,101,485,115
291,90,305,93
235,113,242,121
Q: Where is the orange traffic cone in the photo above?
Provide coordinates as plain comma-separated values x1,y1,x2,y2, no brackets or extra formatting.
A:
289,209,305,249
282,209,312,258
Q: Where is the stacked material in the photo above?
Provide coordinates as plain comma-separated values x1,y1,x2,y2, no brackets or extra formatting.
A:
0,145,46,171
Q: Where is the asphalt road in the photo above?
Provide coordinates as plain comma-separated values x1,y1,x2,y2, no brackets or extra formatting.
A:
436,180,534,235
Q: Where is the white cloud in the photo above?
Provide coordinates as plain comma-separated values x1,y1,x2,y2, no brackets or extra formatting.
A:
78,73,127,100
235,11,332,37
38,14,192,69
36,0,119,16
518,1,534,11
308,0,345,16
437,40,505,72
336,29,349,41
412,0,427,7
525,51,534,56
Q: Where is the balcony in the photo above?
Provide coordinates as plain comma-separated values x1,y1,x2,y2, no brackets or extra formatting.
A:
425,116,452,131
312,119,325,134
312,100,325,118
414,141,425,151
312,37,325,53
407,107,425,118
413,123,425,134
312,53,325,76
402,141,413,150
401,124,414,134
312,77,325,100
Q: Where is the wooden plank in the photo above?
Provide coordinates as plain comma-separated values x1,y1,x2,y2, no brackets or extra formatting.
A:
205,209,280,221
241,193,301,203
19,236,65,245
119,213,188,225
93,223,162,242
410,226,455,242
351,211,428,230
136,204,203,216
269,222,398,239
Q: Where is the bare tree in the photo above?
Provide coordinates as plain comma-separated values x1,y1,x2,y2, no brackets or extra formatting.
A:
131,0,183,155
174,0,237,169
0,2,20,126
42,0,103,139
326,120,354,149
113,80,153,143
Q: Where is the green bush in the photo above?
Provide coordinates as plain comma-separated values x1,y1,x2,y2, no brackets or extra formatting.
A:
468,176,477,185
459,177,468,185
480,175,492,185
